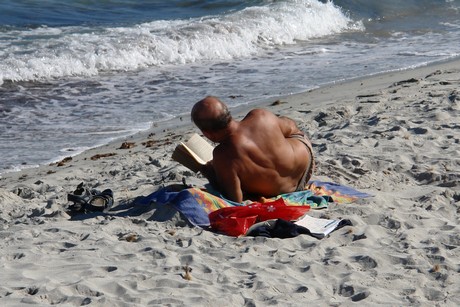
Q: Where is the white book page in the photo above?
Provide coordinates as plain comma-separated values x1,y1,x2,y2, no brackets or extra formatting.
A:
294,214,341,237
183,133,214,164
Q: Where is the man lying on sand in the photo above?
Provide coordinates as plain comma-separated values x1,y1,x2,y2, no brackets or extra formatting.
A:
191,96,314,203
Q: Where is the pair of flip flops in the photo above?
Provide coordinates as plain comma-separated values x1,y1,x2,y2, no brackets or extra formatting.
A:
67,182,114,213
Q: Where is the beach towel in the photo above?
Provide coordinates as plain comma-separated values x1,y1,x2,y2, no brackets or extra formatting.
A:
143,181,372,227
308,181,372,203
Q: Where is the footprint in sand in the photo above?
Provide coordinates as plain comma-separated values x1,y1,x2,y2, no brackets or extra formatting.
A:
353,255,378,270
351,290,370,302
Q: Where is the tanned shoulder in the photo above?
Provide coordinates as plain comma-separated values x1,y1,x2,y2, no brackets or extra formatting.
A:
246,108,271,117
244,109,278,124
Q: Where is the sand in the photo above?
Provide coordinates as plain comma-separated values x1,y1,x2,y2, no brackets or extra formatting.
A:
1,58,459,306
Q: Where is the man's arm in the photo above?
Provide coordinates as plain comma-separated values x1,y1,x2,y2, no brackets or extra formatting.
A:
212,156,244,203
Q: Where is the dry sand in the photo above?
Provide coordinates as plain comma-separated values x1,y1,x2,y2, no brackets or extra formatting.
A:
1,58,459,306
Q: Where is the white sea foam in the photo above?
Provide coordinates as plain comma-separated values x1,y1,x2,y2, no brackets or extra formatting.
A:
0,0,360,84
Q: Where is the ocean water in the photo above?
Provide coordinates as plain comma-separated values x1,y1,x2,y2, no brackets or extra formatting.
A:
1,0,460,174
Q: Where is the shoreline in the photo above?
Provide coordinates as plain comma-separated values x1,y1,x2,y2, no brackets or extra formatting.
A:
2,55,459,177
1,57,459,305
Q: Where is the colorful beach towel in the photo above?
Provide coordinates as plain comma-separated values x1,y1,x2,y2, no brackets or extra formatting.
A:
307,181,373,203
143,181,372,227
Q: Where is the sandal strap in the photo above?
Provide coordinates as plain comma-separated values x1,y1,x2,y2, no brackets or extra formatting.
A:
86,190,114,212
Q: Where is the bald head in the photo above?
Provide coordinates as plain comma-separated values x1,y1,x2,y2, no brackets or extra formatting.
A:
191,96,232,132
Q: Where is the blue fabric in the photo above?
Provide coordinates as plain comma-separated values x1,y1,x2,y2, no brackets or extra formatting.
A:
145,187,212,227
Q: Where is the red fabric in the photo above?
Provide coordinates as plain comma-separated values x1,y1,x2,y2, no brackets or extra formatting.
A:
208,198,310,237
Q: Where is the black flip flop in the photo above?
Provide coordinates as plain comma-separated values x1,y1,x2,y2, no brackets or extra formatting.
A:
67,193,90,212
85,189,113,213
67,185,113,213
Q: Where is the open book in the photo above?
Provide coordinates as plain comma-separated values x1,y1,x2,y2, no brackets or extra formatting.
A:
294,214,343,239
172,133,214,173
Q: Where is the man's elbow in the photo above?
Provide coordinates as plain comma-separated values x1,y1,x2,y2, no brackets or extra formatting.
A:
234,194,243,203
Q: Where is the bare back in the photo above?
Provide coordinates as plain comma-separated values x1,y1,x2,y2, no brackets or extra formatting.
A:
212,109,311,202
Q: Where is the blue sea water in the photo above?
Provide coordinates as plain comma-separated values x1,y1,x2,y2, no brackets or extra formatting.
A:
1,0,460,174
